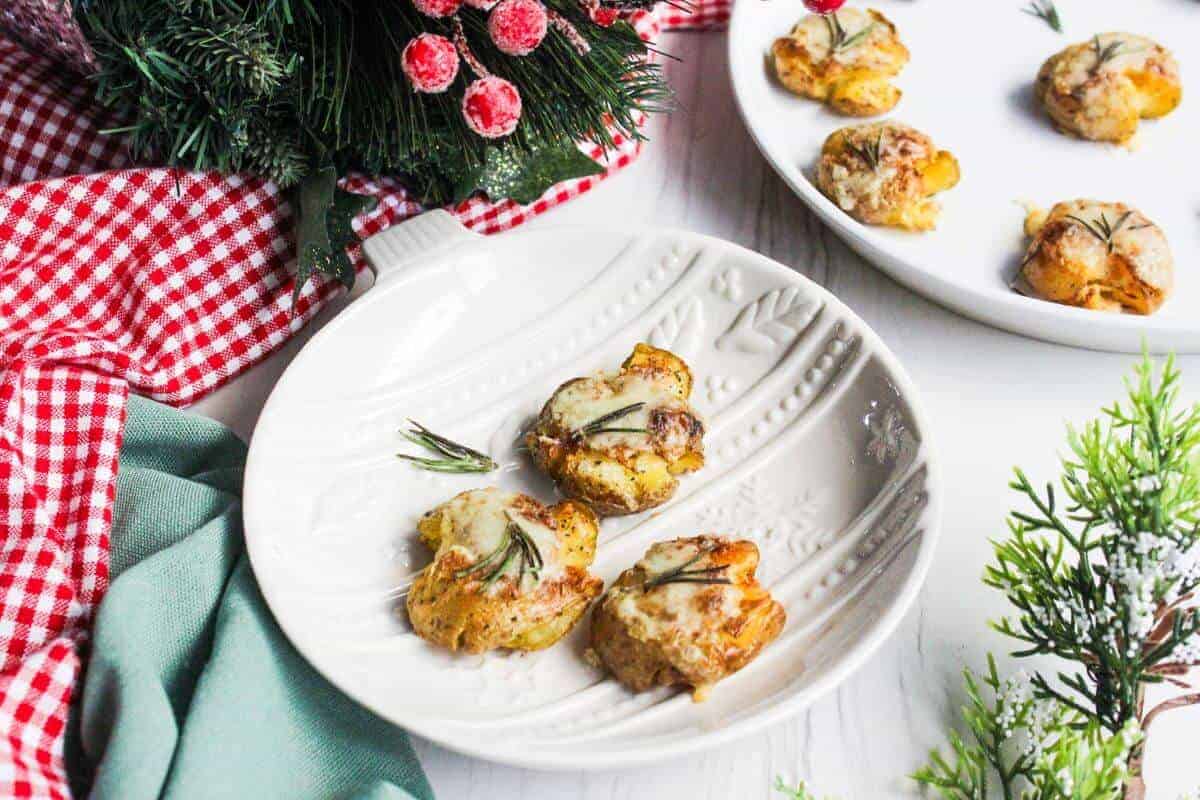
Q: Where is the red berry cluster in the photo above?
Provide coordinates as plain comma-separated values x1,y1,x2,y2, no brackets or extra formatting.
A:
802,0,846,13
401,0,606,139
489,0,549,55
401,34,460,94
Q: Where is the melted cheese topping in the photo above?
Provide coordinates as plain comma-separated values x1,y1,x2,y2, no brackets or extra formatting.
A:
433,488,563,587
544,371,687,454
827,163,897,213
790,8,892,66
608,540,740,658
1039,200,1173,291
1118,220,1173,290
822,122,936,217
1056,34,1167,88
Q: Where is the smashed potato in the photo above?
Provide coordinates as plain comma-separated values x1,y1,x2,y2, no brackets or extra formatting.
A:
772,8,909,117
1036,34,1182,144
526,343,704,517
816,121,960,231
1015,199,1173,315
587,536,786,701
406,487,603,654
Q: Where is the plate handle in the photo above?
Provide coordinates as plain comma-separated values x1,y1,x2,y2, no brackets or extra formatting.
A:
361,210,479,283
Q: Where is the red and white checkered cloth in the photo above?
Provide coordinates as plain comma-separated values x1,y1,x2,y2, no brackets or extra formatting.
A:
0,1,730,797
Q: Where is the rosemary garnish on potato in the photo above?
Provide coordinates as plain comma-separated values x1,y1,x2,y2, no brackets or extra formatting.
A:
643,546,732,590
823,12,875,53
848,130,884,172
455,513,544,588
1022,0,1062,33
1090,35,1123,73
574,402,648,440
397,420,497,473
1066,210,1134,253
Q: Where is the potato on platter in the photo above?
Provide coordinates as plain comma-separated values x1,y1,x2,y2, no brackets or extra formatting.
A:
772,8,909,117
526,343,705,517
406,487,603,654
816,121,960,231
1015,199,1173,315
586,535,786,701
1036,33,1182,144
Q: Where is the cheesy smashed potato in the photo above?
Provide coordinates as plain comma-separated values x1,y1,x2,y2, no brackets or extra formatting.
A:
772,8,909,117
1036,34,1182,144
526,344,705,517
406,488,603,654
587,536,786,701
1015,200,1173,315
816,121,960,231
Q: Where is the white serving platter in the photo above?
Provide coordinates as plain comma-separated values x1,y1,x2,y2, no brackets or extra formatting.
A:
243,211,941,770
728,0,1200,353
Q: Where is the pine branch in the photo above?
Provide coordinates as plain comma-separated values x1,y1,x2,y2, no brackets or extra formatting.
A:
984,353,1200,791
914,655,1141,800
76,0,669,200
171,22,290,97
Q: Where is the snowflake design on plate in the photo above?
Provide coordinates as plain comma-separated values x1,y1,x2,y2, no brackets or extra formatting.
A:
694,474,831,584
865,404,905,464
710,268,744,302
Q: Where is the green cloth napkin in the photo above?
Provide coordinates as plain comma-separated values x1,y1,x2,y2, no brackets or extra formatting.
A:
68,394,433,800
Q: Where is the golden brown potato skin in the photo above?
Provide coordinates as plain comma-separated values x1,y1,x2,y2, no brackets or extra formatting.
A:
587,536,786,701
407,488,603,654
526,344,705,517
1016,200,1173,315
772,8,909,117
1036,34,1182,144
816,121,960,231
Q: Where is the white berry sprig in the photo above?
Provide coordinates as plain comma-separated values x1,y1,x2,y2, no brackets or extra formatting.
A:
984,354,1200,795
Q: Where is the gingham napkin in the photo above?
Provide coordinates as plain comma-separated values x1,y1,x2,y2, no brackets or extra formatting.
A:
0,2,730,797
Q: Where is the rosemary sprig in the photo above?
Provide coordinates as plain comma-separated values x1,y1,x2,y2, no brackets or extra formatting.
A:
454,537,511,580
573,402,648,439
822,12,876,53
509,515,545,582
1022,0,1063,33
1090,35,1123,73
644,546,732,590
455,513,544,588
1065,210,1134,253
848,129,885,172
397,420,497,473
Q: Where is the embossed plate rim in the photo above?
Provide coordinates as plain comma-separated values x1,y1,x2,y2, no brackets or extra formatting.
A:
243,221,943,771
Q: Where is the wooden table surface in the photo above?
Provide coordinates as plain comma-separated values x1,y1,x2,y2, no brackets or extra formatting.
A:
192,29,1200,799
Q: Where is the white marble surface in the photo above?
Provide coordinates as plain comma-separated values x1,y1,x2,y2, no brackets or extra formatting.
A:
191,30,1200,799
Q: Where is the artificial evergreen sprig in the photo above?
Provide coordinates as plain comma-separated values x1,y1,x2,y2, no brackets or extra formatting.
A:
984,354,1200,793
774,777,824,800
170,21,291,97
779,355,1195,800
77,0,668,298
78,0,668,201
913,655,1141,800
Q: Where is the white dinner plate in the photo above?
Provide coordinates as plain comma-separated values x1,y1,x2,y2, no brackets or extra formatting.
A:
728,0,1200,353
243,211,941,770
